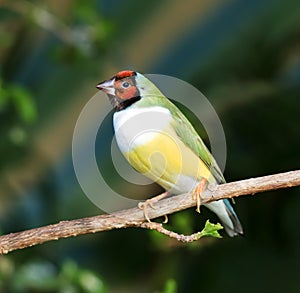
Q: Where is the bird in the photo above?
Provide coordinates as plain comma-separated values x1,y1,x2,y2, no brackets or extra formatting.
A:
96,70,243,237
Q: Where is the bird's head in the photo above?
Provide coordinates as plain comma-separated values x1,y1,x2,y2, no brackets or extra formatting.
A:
96,70,162,111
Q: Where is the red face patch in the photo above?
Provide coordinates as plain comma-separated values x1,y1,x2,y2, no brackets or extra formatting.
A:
114,77,138,100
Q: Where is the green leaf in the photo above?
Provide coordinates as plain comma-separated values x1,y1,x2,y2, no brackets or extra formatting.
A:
198,220,223,239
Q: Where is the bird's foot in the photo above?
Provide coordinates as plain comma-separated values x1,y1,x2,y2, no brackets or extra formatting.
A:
191,178,208,213
138,191,169,223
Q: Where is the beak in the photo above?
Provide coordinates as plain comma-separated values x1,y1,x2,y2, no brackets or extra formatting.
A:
96,78,115,95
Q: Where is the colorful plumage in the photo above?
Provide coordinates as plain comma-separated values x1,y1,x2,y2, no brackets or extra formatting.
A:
97,70,243,236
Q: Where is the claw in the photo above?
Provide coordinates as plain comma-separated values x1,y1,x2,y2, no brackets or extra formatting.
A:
163,214,168,224
191,178,208,213
138,200,152,222
138,191,169,222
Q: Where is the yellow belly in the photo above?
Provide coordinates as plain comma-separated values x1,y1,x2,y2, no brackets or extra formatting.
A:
124,127,212,192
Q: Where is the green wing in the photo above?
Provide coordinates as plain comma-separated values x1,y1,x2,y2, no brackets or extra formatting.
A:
161,97,226,184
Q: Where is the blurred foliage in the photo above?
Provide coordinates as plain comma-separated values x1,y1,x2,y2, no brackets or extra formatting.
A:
0,79,36,125
0,78,36,169
0,0,300,292
0,257,106,292
154,279,177,293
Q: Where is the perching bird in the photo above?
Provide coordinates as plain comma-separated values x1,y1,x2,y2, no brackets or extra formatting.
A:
97,70,243,236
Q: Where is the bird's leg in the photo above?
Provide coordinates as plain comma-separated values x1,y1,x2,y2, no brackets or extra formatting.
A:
138,191,169,223
192,178,208,213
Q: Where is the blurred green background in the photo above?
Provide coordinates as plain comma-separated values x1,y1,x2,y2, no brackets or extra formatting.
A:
1,0,300,292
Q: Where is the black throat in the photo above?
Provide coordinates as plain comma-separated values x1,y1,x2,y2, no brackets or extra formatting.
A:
108,95,141,111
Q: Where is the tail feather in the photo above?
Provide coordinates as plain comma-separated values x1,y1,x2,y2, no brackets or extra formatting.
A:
222,199,243,236
205,199,243,237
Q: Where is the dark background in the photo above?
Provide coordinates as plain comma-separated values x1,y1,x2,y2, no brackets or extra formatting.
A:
0,0,300,292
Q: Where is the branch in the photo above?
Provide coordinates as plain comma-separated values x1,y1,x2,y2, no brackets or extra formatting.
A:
1,170,300,254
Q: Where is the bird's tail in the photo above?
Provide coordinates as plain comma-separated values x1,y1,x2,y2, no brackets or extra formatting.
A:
205,199,243,237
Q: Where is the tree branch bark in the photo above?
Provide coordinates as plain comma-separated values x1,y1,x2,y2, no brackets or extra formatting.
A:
1,170,300,254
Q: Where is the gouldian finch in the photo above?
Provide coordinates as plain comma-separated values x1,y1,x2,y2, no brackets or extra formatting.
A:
97,70,243,237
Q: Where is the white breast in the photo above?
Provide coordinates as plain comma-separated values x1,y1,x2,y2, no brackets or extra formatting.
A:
113,106,172,153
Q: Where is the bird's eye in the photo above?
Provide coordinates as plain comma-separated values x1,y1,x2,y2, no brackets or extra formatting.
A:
122,81,130,88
